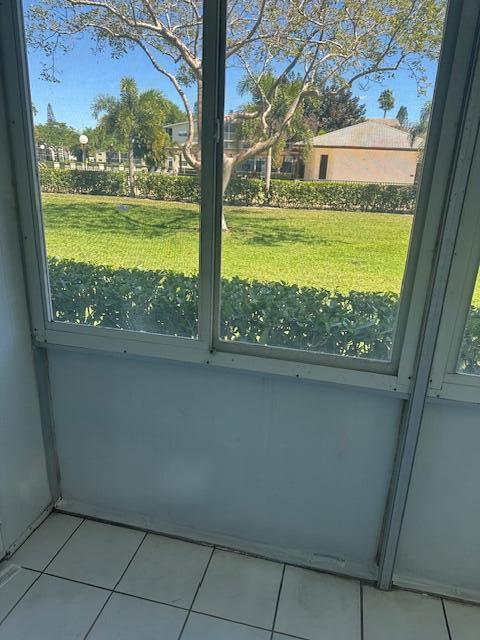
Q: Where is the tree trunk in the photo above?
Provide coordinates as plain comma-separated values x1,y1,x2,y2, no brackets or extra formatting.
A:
221,159,233,232
128,142,135,198
265,147,272,196
197,80,203,149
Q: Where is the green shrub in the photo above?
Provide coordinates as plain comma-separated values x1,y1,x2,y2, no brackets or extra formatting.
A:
48,258,400,359
267,180,417,212
225,177,266,206
135,173,200,202
458,306,480,375
39,166,417,213
39,165,129,196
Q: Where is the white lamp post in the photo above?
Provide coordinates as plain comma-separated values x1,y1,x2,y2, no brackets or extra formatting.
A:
79,134,88,170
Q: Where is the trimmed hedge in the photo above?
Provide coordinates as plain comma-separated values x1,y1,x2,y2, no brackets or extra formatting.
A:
458,306,480,375
268,179,417,213
39,166,417,213
47,258,480,366
39,165,129,196
48,258,399,359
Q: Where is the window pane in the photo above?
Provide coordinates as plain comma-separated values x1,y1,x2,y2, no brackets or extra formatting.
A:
458,270,480,375
220,0,447,361
24,0,202,338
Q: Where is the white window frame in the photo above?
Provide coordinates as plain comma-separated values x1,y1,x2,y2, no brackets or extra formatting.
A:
428,116,480,404
2,0,480,396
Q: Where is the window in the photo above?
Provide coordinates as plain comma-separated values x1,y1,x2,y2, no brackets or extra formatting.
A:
458,269,480,375
218,0,448,363
6,0,478,385
319,155,328,180
21,0,202,339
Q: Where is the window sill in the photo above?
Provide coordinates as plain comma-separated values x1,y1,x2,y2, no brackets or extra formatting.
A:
428,372,480,405
37,322,409,397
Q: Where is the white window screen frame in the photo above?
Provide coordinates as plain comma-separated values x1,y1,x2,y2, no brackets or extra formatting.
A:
2,0,480,396
429,117,480,404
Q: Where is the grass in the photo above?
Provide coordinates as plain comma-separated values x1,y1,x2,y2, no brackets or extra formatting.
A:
43,192,414,295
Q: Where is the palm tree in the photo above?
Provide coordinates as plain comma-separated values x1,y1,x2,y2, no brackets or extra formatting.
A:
378,89,395,119
409,102,432,175
92,77,170,197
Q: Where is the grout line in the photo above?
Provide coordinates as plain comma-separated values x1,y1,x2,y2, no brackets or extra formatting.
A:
0,570,42,626
82,531,148,640
0,516,85,628
360,582,365,640
54,507,377,588
177,545,216,640
114,588,189,612
4,505,52,559
42,571,113,593
269,563,286,639
42,517,85,574
187,609,274,634
441,598,454,640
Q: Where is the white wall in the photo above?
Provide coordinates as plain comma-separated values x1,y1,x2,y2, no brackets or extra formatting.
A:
49,348,402,579
395,400,480,601
304,147,418,184
0,75,52,553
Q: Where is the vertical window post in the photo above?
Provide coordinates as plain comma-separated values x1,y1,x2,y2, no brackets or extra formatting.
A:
198,0,227,348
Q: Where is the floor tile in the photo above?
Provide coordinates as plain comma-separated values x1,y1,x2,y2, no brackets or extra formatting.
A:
12,513,83,571
46,520,144,589
275,566,361,639
117,533,212,608
192,549,283,629
444,599,480,640
363,586,449,640
0,565,39,623
182,612,270,640
87,592,186,639
0,574,108,640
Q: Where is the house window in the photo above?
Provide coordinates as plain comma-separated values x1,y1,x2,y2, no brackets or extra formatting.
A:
319,155,328,180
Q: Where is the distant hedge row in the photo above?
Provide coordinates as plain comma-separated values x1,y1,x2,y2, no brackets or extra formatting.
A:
39,166,417,213
48,258,399,359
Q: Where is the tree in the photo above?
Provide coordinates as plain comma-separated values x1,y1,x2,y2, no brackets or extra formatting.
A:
46,102,56,123
28,0,446,229
378,89,395,118
302,84,366,134
92,77,171,196
396,105,409,128
236,73,312,194
35,119,78,160
163,102,186,126
410,101,431,141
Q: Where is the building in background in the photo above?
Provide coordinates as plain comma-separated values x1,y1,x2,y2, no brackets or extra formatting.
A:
299,119,424,184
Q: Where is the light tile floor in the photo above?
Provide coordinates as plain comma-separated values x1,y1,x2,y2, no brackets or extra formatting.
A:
0,513,479,639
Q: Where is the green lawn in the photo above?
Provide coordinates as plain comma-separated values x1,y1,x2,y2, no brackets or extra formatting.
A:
43,192,413,295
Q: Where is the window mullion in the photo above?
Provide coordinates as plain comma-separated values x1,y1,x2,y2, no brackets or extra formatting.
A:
198,0,227,348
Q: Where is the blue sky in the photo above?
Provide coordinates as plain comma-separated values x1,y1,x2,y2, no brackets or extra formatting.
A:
26,21,439,132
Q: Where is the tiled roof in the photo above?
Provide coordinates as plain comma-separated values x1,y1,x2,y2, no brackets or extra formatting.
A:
308,120,424,150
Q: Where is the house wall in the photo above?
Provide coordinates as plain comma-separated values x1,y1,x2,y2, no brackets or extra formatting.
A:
304,146,419,184
0,67,51,555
